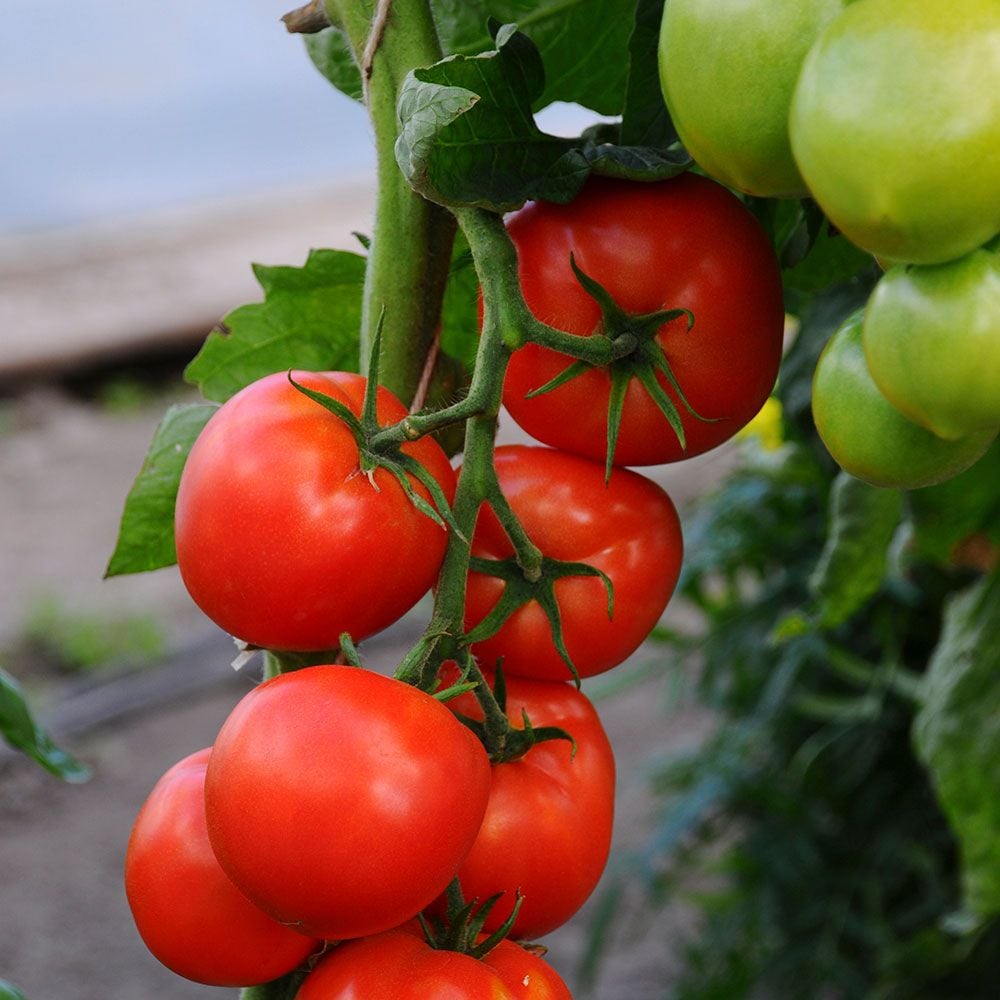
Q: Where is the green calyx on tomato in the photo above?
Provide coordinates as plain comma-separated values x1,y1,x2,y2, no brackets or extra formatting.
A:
502,173,786,469
659,0,847,198
790,0,1000,265
811,311,996,490
863,247,1000,440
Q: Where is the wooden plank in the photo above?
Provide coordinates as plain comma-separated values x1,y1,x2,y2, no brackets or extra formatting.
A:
0,178,375,377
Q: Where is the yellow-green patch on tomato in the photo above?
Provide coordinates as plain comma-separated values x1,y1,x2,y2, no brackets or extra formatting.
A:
790,0,1000,265
863,249,1000,440
812,312,995,490
659,0,846,198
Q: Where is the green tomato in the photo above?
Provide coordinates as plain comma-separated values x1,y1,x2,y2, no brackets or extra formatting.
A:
863,248,1000,441
658,0,846,198
812,311,995,490
790,0,1000,265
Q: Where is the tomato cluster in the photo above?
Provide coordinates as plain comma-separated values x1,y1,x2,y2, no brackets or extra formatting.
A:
124,161,788,993
659,0,1000,489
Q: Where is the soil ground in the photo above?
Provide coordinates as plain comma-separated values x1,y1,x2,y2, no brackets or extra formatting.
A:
0,380,734,999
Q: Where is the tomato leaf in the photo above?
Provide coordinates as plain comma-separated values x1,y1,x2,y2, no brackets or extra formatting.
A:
618,0,679,149
185,249,366,403
913,571,1000,917
809,472,903,629
306,1,634,116
908,440,1000,567
105,403,217,577
439,232,480,372
0,666,90,783
396,23,588,213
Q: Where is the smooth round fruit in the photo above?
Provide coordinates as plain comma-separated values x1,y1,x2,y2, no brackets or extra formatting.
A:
659,0,846,197
204,666,492,940
295,926,572,999
464,445,683,681
790,0,1000,264
441,669,616,939
125,749,317,987
175,370,455,652
502,173,785,466
812,311,995,489
863,249,1000,440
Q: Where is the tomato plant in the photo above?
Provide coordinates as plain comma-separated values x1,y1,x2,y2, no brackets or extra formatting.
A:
124,748,317,987
464,445,683,681
790,0,1000,264
204,666,492,940
295,925,571,999
812,311,995,489
658,0,845,198
501,173,786,466
175,370,455,652
863,247,1000,440
440,669,616,940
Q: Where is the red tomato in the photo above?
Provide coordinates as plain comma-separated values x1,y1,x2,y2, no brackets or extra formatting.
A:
464,445,683,681
295,925,572,999
204,666,492,940
174,370,455,652
124,748,317,987
502,173,785,465
441,669,616,939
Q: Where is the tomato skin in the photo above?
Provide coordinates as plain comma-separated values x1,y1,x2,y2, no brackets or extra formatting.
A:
124,749,317,987
502,173,785,466
464,445,683,681
790,0,1000,265
174,370,455,652
811,312,996,489
659,0,846,198
442,670,615,940
295,927,571,999
863,249,1000,440
204,666,492,940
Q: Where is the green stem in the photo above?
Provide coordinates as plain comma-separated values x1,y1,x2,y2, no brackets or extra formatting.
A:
327,0,455,404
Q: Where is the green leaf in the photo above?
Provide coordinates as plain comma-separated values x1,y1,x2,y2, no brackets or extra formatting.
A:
396,23,588,213
0,667,90,783
185,249,366,402
783,223,874,302
439,232,480,372
431,0,634,115
914,572,1000,917
304,26,363,101
105,403,216,577
619,0,679,149
0,981,28,1000
809,472,903,629
909,438,1000,565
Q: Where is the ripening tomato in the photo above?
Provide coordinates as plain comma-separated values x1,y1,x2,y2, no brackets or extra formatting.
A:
464,445,683,681
204,666,492,940
295,926,572,999
175,370,455,652
790,0,1000,264
811,311,995,489
863,248,1000,440
440,669,616,940
659,0,846,198
501,173,785,466
124,748,318,987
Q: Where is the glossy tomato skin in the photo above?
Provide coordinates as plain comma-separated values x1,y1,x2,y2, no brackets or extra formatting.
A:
790,0,1000,265
464,445,683,681
295,926,572,1000
124,748,318,987
502,173,785,466
175,370,455,652
863,249,1000,440
441,670,616,940
812,312,996,489
659,0,846,198
204,666,492,940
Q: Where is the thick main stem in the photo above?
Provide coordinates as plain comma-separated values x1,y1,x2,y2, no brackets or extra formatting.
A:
327,0,455,404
